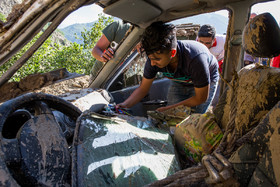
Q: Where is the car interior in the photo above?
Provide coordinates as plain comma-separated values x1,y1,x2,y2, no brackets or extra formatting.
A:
0,0,280,186
89,0,279,117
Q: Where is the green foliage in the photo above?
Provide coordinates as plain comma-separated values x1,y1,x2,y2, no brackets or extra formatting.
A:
81,14,114,49
0,13,6,22
60,23,91,44
0,14,113,82
0,33,52,81
48,42,94,75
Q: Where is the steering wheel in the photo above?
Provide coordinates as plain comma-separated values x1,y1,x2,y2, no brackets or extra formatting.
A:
0,92,81,186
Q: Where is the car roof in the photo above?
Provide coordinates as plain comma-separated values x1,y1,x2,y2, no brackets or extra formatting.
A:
99,0,270,27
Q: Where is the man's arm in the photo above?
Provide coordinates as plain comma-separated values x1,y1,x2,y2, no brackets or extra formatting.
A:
91,35,114,62
117,77,154,108
156,84,209,112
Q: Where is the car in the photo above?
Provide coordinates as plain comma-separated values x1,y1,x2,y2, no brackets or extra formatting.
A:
0,0,280,186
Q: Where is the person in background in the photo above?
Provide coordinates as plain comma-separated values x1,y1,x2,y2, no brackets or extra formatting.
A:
117,22,219,114
197,24,225,107
90,20,131,82
197,24,226,73
270,21,280,68
271,55,280,68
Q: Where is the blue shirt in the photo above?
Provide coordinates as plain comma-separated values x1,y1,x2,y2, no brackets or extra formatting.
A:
144,40,219,88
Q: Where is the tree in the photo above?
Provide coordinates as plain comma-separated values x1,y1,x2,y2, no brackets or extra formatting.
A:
0,14,113,81
80,14,114,49
0,13,6,22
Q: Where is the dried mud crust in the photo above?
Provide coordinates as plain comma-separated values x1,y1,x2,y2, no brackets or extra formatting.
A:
0,68,90,103
34,75,90,96
221,65,280,134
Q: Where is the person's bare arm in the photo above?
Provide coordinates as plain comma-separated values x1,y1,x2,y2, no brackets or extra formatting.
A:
117,77,154,108
156,84,209,112
91,35,114,62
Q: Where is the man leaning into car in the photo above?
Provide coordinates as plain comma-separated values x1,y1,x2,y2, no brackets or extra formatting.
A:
117,22,219,114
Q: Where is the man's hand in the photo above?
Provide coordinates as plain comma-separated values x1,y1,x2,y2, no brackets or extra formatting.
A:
134,43,144,56
156,106,173,112
115,102,128,110
101,47,114,62
156,106,167,112
92,35,115,63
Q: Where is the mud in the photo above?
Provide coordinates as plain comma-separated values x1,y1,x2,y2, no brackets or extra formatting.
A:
242,13,280,58
220,64,280,136
0,68,90,103
243,15,266,54
35,75,90,96
266,105,280,186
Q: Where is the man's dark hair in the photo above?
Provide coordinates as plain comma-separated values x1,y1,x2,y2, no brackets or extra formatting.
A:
198,24,216,39
141,21,177,55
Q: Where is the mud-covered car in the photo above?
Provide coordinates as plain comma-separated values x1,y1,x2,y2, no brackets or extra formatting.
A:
0,0,280,186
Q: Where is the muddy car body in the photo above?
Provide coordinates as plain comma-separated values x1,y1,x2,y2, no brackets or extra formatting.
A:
0,0,280,186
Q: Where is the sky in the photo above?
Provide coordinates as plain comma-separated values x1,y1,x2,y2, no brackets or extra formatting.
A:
58,0,280,29
58,5,103,28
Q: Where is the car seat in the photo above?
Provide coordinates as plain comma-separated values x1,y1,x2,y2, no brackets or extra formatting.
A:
227,12,280,186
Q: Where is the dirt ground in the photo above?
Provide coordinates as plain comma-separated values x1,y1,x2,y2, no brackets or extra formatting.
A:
0,68,90,103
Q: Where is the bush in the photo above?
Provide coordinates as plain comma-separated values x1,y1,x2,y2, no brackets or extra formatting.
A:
0,13,6,22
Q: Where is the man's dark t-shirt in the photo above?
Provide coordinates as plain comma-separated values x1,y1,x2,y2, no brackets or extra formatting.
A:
144,40,219,88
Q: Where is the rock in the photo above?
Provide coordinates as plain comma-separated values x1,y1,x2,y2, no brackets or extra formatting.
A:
0,68,86,103
19,74,45,91
0,0,22,17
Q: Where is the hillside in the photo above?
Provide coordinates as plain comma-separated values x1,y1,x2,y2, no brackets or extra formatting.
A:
60,22,96,44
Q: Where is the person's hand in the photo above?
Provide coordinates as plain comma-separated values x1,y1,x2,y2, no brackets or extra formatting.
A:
115,102,128,110
101,47,115,62
136,43,143,54
156,106,169,112
133,43,144,56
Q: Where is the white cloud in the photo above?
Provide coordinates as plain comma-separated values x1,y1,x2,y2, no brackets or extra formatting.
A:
58,4,106,28
252,1,280,24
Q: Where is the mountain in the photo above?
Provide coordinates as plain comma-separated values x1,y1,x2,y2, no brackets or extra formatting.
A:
60,22,96,44
171,13,228,35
